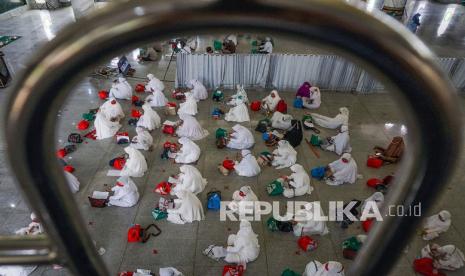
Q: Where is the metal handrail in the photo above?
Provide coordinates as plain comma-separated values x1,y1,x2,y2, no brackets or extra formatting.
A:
3,0,463,275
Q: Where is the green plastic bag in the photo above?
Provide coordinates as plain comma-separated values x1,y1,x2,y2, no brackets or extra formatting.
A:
213,90,224,100
302,114,313,122
82,113,96,121
213,40,222,51
151,208,168,220
342,236,362,251
310,134,321,146
267,179,284,196
267,217,279,232
281,269,301,276
216,128,228,139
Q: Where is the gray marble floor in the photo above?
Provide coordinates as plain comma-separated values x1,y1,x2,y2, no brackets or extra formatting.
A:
0,1,465,276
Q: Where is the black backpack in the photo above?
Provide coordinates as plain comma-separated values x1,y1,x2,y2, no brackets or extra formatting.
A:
128,118,139,126
68,133,83,143
284,120,303,147
276,221,293,232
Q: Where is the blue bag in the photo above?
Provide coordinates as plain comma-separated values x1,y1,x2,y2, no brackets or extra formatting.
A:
207,190,221,210
293,98,303,108
311,166,326,180
262,132,270,141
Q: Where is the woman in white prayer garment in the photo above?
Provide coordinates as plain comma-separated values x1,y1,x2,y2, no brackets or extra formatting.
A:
176,114,209,141
225,96,250,123
228,84,249,105
261,90,281,112
303,87,322,109
171,165,207,195
175,137,201,164
303,260,345,276
326,153,357,186
227,124,255,150
120,146,147,178
234,149,261,177
64,171,80,193
421,243,465,271
311,107,349,129
271,111,293,130
131,127,153,151
422,210,452,240
99,98,124,121
204,220,260,265
167,190,204,224
15,213,43,236
108,176,139,207
282,164,313,198
145,88,168,108
94,111,121,140
228,186,259,215
293,202,329,237
321,125,351,156
146,73,165,92
361,192,384,212
258,37,273,54
137,103,161,131
272,140,297,169
177,92,198,116
109,77,132,100
188,79,208,101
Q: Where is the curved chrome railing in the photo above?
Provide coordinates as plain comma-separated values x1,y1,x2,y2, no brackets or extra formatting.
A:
3,0,463,275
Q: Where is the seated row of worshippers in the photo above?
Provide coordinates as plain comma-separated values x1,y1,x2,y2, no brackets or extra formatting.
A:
43,75,462,275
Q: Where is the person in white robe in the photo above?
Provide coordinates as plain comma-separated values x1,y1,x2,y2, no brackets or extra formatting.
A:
177,92,198,116
303,260,345,276
422,210,452,240
175,137,201,164
204,220,260,265
261,90,281,112
311,107,349,129
64,171,80,193
228,85,249,105
326,153,357,186
109,77,132,100
108,176,139,207
171,165,207,195
303,87,322,109
282,164,313,198
225,96,250,123
137,103,161,131
228,186,259,215
272,140,297,169
131,127,153,151
120,147,147,178
188,79,208,101
321,125,351,155
145,88,168,107
167,190,204,224
271,111,293,130
99,98,124,121
234,150,261,177
259,37,273,54
15,213,43,236
226,34,238,46
146,73,165,92
361,192,384,213
176,114,209,141
227,124,255,150
293,202,329,237
94,111,121,140
421,243,465,271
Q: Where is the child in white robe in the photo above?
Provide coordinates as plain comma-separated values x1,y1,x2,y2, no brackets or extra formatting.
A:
225,96,250,123
120,147,147,178
167,190,204,224
177,92,198,116
109,77,132,100
311,107,349,129
228,186,259,215
176,114,209,141
271,111,293,130
261,90,281,112
188,79,208,101
234,149,261,177
131,127,153,151
272,140,297,169
175,137,201,164
421,243,465,271
94,111,121,140
321,125,351,155
64,171,80,193
326,153,358,186
293,202,329,237
303,260,345,276
99,98,124,121
282,164,313,198
137,103,161,131
108,176,139,207
227,124,254,150
15,213,43,236
171,165,207,195
146,73,165,92
422,210,452,240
